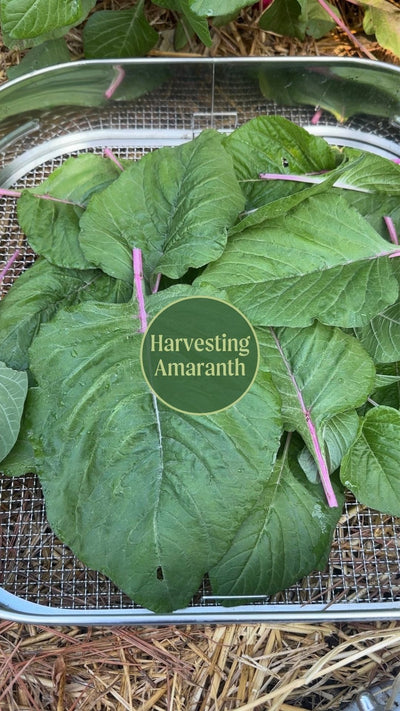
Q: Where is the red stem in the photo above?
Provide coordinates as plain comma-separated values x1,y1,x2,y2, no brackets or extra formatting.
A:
133,248,148,333
270,328,338,508
103,148,124,171
315,0,376,60
152,273,161,294
311,107,323,125
0,249,20,283
105,65,125,100
0,187,84,208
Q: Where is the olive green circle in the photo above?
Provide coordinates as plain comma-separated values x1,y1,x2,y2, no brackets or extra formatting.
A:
140,296,259,415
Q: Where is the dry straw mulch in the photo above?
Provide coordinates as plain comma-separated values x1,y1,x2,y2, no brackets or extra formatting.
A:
1,2,400,710
2,620,400,710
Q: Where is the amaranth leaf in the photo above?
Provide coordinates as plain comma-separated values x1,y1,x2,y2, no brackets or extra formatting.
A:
27,288,282,613
79,130,245,286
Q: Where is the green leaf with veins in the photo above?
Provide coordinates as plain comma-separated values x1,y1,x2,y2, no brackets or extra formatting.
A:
27,286,282,613
341,406,400,516
209,433,344,601
197,193,399,328
17,154,123,270
298,410,360,483
79,130,244,286
1,0,96,47
222,115,337,210
0,258,131,372
256,324,374,498
83,2,158,59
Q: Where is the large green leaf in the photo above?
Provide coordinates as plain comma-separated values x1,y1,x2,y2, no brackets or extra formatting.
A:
197,193,399,328
256,324,375,499
17,154,123,270
7,38,70,80
27,288,282,613
1,0,96,46
83,3,158,59
79,130,244,286
222,115,337,210
0,361,28,464
0,258,131,371
209,433,344,600
341,406,400,516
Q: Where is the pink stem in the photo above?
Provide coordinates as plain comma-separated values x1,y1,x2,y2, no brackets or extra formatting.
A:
0,249,20,283
103,148,124,171
393,158,400,165
384,216,398,246
315,0,376,60
270,328,338,508
105,65,125,100
0,187,84,208
152,273,161,294
311,107,323,125
133,248,148,333
389,250,400,259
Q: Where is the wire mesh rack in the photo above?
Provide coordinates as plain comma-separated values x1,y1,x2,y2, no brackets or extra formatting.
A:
1,58,400,623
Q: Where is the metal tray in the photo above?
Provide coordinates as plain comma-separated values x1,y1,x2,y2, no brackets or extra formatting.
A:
1,57,400,624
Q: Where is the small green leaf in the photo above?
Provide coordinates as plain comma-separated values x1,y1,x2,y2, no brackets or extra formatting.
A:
83,2,158,59
259,0,304,39
0,360,28,464
297,0,335,38
0,259,131,372
341,406,400,516
362,0,400,58
17,154,123,270
188,0,251,16
7,38,70,80
209,433,344,600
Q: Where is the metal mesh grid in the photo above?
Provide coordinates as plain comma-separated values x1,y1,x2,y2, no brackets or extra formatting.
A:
1,66,400,615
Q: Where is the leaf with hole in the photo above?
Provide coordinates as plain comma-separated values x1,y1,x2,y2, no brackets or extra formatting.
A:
27,287,282,612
